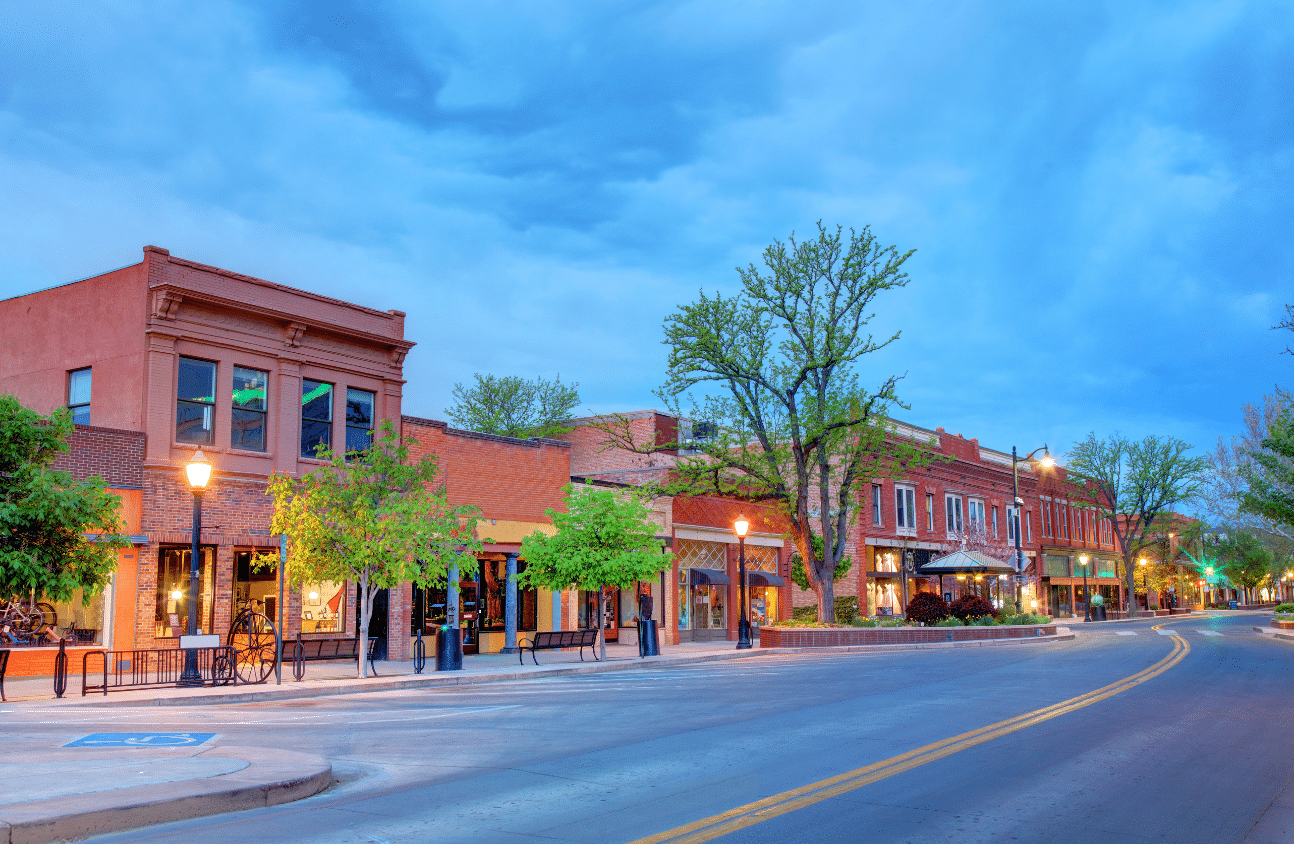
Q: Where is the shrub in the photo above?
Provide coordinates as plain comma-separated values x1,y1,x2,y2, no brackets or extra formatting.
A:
936,616,965,627
879,616,905,627
1275,603,1294,613
851,616,878,627
970,615,1000,626
1149,604,1159,611
791,605,817,621
835,595,860,621
905,591,950,625
949,594,995,621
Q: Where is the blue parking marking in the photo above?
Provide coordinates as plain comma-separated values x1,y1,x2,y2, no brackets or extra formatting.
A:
64,732,216,748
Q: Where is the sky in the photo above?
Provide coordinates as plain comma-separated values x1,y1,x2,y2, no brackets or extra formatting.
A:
0,1,1290,461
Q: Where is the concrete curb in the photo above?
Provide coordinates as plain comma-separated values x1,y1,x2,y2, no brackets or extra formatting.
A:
0,746,330,843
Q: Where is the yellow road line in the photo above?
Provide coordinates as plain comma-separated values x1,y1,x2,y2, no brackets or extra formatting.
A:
639,624,1191,844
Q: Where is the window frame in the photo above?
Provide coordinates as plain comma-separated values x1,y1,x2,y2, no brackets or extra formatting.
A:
176,356,218,445
300,378,334,458
231,365,269,452
345,387,376,453
944,494,963,536
871,484,883,526
894,485,917,532
67,367,91,425
926,493,934,531
968,498,986,535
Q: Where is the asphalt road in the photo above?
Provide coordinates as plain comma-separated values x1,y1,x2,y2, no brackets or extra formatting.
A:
6,613,1292,843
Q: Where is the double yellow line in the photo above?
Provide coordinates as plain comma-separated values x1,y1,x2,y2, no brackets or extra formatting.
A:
640,624,1190,844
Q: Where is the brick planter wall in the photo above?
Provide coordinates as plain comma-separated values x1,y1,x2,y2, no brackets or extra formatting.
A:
1271,619,1294,630
758,623,1058,648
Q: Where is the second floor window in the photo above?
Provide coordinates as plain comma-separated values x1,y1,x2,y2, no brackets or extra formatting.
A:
346,388,375,452
1007,505,1018,543
177,357,216,445
968,499,986,534
895,485,916,530
301,379,333,458
926,493,934,531
991,506,999,539
945,494,963,535
231,366,268,452
67,367,91,424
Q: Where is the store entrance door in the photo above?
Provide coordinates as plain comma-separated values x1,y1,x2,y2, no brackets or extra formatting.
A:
356,588,388,660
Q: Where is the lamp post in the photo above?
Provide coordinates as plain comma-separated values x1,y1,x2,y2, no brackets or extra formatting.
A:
1205,566,1214,605
1139,556,1148,610
1011,445,1052,609
734,515,752,649
1079,554,1091,622
179,448,211,686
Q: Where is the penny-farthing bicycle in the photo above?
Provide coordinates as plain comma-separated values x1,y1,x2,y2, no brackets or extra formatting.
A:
227,600,278,684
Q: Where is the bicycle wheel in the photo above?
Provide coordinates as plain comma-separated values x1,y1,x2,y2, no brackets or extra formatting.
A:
37,602,57,628
228,610,278,684
12,604,44,638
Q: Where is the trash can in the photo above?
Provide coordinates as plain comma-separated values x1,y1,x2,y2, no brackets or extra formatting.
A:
1229,599,1239,610
1096,605,1107,621
638,619,659,658
436,625,463,671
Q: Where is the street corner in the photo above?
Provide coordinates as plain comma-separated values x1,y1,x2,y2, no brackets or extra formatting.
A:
0,746,332,843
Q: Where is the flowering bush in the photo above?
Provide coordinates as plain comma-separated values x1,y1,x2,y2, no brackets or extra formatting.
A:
905,591,950,625
949,594,996,621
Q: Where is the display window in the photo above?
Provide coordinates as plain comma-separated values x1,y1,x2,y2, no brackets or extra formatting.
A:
677,568,691,629
232,549,280,621
155,546,216,638
300,580,347,633
691,584,726,629
37,588,108,645
477,559,536,632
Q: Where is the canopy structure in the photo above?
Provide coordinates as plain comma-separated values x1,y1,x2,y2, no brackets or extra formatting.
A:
689,568,731,586
917,549,1016,575
746,571,786,587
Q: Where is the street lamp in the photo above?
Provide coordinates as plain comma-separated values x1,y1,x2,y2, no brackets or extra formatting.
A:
1079,554,1092,621
734,516,752,649
1011,445,1052,609
179,448,212,686
1139,556,1149,610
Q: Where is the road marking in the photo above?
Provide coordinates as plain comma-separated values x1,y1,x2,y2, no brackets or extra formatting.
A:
64,732,215,748
1156,630,1177,636
1116,631,1138,636
639,625,1190,844
1200,631,1222,637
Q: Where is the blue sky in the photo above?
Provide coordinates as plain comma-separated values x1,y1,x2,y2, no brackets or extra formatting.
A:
1,1,1290,460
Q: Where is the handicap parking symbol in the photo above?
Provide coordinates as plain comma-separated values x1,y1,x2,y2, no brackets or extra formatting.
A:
64,732,216,748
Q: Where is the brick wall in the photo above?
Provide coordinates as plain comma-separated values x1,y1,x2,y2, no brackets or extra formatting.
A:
50,425,146,488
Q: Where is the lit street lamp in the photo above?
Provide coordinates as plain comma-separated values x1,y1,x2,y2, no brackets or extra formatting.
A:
1011,445,1052,608
1139,556,1148,610
179,448,212,686
1079,553,1091,622
734,515,752,649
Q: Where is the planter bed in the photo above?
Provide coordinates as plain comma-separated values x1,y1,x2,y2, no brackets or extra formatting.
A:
759,623,1058,648
1270,619,1294,630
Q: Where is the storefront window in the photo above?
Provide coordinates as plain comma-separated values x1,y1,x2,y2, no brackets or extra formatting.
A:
748,586,777,626
677,569,690,630
301,580,346,634
691,585,725,629
873,549,900,573
232,549,279,620
155,546,215,638
477,560,536,632
871,580,900,615
41,588,107,645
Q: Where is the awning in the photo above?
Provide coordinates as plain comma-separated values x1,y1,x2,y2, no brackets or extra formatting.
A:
689,568,731,586
917,549,1017,575
747,571,786,587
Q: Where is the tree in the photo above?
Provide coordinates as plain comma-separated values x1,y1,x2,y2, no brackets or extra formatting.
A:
0,396,127,602
446,373,580,440
519,484,673,660
1237,405,1294,535
265,420,482,677
597,223,935,623
1204,393,1293,539
1211,530,1275,605
1065,433,1209,613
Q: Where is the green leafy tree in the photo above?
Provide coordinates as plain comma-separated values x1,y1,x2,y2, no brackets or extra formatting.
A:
788,532,851,591
1238,405,1294,535
0,396,127,602
1210,530,1275,605
1065,433,1209,612
597,223,937,623
265,420,482,677
446,373,580,440
519,484,673,660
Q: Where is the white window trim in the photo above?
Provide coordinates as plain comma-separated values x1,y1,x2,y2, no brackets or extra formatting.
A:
945,494,963,537
895,484,917,534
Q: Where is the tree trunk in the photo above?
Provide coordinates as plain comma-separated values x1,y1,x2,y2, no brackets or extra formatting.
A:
1123,553,1136,615
359,570,371,679
818,567,836,623
597,586,606,662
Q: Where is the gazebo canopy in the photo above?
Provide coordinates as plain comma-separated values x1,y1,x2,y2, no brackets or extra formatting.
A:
918,549,1016,575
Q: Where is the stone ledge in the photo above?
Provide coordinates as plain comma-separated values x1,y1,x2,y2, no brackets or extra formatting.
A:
758,623,1058,648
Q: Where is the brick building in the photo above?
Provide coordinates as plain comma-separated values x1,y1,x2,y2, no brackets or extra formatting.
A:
566,411,793,646
0,246,412,668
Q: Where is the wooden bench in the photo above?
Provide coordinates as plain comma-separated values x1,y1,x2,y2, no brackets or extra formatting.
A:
517,629,601,665
292,635,380,681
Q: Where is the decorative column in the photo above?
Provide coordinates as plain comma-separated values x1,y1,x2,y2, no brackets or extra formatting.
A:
502,553,519,653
